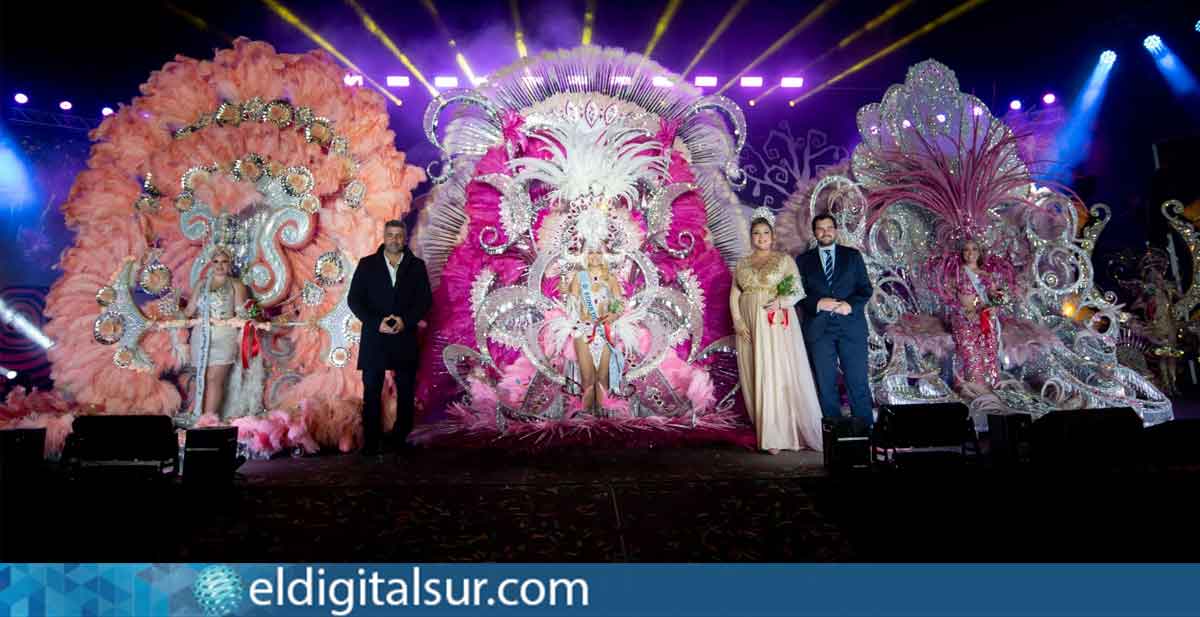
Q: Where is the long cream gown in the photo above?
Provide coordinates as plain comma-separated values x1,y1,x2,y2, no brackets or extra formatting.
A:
730,252,823,451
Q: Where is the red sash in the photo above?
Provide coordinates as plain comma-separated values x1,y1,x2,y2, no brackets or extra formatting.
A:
240,321,261,369
767,308,790,327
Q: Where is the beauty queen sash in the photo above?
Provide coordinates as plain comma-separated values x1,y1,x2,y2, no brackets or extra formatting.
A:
580,271,625,393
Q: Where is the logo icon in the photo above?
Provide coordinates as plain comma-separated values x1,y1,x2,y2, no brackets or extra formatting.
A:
194,565,244,617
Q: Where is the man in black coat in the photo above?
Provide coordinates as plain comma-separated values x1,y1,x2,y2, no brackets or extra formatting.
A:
796,214,875,426
347,220,432,455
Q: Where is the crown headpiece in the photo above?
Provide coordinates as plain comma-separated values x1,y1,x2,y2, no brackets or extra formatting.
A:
749,205,776,229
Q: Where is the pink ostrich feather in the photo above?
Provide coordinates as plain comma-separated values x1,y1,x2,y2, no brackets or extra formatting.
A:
45,38,424,425
864,117,1053,248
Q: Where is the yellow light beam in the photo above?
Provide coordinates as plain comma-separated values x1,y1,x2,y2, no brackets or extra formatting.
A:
680,0,750,79
345,0,439,96
509,0,529,58
262,0,404,106
643,0,684,59
750,0,914,106
582,0,597,45
421,0,480,84
789,0,989,105
164,2,236,44
717,0,840,95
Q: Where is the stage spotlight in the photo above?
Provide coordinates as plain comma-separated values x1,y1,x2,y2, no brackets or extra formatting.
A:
694,75,718,87
680,0,750,79
386,75,411,87
1050,48,1118,182
1144,34,1164,54
748,99,756,107
901,119,912,128
0,297,55,350
1144,36,1198,95
935,113,946,122
1009,99,1022,111
101,107,114,116
0,366,15,380
14,93,28,104
740,76,764,88
781,76,805,88
1042,92,1056,104
1195,19,1199,33
613,75,633,86
652,76,674,88
343,73,363,87
59,101,72,111
433,76,459,88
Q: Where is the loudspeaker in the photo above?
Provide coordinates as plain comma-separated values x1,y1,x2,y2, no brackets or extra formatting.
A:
182,427,241,484
63,415,178,475
987,413,1032,466
822,417,871,471
875,403,974,448
1141,419,1200,468
1029,408,1143,468
0,428,46,485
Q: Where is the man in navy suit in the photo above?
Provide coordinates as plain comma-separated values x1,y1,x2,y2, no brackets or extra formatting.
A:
348,220,432,456
796,214,875,425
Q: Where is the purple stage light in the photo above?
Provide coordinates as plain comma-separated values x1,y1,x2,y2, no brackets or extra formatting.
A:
1009,99,1022,111
386,75,410,87
694,76,717,87
780,77,804,88
101,107,114,116
343,73,363,87
434,76,459,88
59,101,72,111
651,76,674,87
901,119,912,128
14,93,28,104
613,75,633,85
1042,92,1056,104
740,76,763,88
935,113,946,122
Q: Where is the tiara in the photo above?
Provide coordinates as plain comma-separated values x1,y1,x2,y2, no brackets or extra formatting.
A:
749,205,776,229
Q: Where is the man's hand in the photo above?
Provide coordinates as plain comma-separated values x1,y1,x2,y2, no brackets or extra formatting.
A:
379,315,401,334
817,298,840,312
834,301,852,316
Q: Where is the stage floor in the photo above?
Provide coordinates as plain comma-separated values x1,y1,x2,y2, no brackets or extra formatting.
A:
5,443,1200,562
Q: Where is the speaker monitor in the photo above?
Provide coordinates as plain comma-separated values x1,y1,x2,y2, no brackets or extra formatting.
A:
1029,408,1142,468
182,426,240,484
876,403,974,449
0,428,46,485
64,415,178,474
987,413,1032,465
823,417,871,471
1141,419,1200,467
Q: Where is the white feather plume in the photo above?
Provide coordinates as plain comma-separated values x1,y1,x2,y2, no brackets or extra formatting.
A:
509,125,669,206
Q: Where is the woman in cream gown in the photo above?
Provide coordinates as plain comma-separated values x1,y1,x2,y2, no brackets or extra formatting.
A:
730,213,823,453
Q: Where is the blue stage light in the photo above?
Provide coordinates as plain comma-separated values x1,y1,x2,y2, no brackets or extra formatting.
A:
1144,34,1164,54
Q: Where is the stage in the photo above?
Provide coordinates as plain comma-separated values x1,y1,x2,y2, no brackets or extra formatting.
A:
5,439,1200,563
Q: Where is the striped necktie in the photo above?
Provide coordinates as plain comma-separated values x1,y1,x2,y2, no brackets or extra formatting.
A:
822,249,834,285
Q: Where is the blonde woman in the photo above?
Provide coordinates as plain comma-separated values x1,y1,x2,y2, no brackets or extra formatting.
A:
569,250,626,411
183,247,251,418
730,208,823,453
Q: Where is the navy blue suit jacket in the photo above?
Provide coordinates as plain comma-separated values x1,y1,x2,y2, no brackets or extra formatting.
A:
796,244,873,343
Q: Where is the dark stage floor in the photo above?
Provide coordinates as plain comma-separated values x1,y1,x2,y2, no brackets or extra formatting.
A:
4,439,1200,562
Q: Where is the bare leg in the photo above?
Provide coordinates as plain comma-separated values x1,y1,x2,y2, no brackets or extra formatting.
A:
596,345,612,410
573,336,596,411
203,364,233,418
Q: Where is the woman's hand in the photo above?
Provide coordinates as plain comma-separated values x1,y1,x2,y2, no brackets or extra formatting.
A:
601,312,617,325
736,325,750,341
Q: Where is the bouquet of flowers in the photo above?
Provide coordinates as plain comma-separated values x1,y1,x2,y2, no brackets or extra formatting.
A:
776,274,797,299
607,298,624,315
